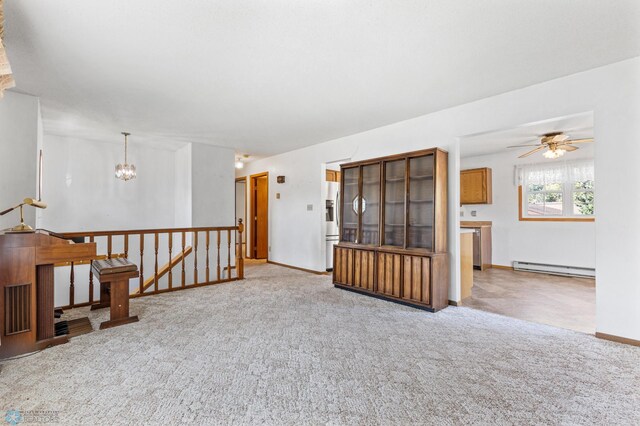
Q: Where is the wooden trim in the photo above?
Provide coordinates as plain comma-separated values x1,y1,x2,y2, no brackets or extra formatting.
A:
250,172,269,260
59,226,238,239
490,264,514,270
267,260,330,275
341,147,448,169
595,332,640,347
518,186,595,222
335,283,437,312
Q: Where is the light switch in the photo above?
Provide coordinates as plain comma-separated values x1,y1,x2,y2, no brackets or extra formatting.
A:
276,193,281,199
307,204,313,211
471,210,477,217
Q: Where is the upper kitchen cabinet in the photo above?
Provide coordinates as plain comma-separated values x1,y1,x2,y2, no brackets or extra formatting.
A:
326,169,341,182
460,167,493,204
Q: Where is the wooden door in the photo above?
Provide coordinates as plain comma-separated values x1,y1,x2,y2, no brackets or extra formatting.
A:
251,174,269,259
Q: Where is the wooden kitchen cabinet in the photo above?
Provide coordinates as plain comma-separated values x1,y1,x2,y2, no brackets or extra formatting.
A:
461,168,492,204
326,170,341,182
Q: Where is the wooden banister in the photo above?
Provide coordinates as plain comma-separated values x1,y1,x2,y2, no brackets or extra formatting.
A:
131,246,193,295
54,220,245,310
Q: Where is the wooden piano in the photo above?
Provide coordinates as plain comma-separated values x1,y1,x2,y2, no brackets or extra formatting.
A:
0,230,96,358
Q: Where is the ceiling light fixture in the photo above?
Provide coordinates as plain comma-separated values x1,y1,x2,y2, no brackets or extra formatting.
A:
235,154,249,169
543,148,566,159
115,132,137,181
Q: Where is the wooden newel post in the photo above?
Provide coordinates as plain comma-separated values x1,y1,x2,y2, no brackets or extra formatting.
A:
237,218,244,279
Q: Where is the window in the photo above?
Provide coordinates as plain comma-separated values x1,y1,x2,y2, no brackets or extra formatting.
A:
518,160,594,221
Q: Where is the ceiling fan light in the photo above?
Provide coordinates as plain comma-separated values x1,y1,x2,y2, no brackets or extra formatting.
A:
235,160,244,169
543,149,559,159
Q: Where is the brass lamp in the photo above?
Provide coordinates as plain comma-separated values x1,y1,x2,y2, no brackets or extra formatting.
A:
0,198,48,232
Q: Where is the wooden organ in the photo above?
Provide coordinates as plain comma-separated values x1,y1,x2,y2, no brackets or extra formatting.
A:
0,230,96,358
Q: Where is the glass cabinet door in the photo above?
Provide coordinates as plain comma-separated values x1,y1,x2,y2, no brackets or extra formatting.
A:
408,154,435,249
360,164,380,245
341,166,359,242
383,159,406,246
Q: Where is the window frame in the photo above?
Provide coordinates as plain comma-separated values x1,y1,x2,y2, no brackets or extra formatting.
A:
518,175,595,223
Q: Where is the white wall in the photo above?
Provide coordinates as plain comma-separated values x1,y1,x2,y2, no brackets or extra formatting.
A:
0,91,40,230
239,57,640,341
40,135,176,232
460,145,595,268
191,143,236,227
174,144,192,228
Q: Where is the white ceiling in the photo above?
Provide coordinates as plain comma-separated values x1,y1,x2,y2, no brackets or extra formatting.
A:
460,112,594,158
5,1,639,155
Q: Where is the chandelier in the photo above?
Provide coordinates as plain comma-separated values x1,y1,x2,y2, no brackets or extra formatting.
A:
115,132,137,181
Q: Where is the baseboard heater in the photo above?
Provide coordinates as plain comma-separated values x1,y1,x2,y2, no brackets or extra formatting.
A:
512,261,595,278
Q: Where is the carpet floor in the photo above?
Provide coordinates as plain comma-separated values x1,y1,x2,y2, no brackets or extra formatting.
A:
0,264,638,425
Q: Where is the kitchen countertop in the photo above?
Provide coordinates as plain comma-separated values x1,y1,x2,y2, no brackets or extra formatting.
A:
460,221,492,228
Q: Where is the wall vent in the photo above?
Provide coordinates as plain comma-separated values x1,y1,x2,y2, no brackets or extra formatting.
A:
5,283,31,335
512,261,595,278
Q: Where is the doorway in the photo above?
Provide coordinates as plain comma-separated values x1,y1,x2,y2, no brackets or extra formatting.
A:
250,172,269,260
235,177,247,258
457,113,596,334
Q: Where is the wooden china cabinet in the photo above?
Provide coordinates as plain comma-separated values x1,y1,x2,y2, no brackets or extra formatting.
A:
333,148,449,311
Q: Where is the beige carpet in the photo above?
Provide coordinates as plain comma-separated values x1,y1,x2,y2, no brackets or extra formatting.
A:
0,264,638,425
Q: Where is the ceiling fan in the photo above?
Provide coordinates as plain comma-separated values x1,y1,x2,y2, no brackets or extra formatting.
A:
508,132,594,159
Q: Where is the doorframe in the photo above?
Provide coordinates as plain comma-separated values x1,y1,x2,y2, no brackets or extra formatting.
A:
235,176,248,258
249,172,269,260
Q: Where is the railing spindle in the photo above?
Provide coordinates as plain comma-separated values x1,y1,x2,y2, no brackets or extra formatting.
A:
124,234,129,258
193,231,198,285
107,235,112,259
206,231,210,282
217,231,221,281
154,233,159,293
69,261,75,307
89,236,94,303
237,219,244,280
181,231,186,287
168,232,173,289
227,229,231,279
139,234,144,294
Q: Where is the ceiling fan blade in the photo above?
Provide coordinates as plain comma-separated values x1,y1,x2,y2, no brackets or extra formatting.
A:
507,144,540,148
564,138,593,144
518,146,546,158
552,134,569,142
557,144,578,151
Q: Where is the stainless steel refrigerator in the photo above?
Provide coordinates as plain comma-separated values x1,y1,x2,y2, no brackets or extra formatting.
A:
325,180,340,271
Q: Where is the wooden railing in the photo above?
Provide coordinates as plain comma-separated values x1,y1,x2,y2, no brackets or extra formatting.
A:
54,220,244,309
